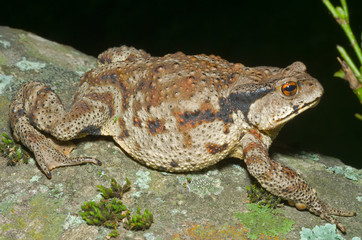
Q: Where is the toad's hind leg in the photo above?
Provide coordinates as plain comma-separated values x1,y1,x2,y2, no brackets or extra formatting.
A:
236,132,356,233
9,82,110,178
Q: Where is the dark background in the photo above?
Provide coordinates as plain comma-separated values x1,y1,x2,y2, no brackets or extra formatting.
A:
1,0,361,168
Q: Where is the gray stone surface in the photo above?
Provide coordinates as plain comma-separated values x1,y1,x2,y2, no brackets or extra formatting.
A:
0,26,360,240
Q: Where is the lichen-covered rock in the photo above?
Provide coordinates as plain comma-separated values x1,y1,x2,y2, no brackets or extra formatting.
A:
0,27,360,239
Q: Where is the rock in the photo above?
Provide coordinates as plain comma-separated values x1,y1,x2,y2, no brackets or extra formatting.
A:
0,26,360,240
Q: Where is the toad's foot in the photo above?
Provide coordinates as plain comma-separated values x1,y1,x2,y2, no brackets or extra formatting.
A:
289,198,356,233
240,132,356,233
13,118,101,178
32,136,101,178
10,82,102,178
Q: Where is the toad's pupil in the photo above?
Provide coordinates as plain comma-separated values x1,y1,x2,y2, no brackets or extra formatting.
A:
285,85,296,92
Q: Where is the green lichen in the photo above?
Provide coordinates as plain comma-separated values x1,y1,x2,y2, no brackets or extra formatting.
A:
299,151,320,161
79,178,153,238
29,175,41,183
0,39,11,48
18,33,97,72
0,194,17,215
49,184,64,198
234,203,294,240
0,74,12,94
63,213,84,231
15,57,46,71
327,165,362,181
177,170,224,198
131,170,152,197
300,223,361,240
134,170,151,190
246,184,283,209
0,132,30,166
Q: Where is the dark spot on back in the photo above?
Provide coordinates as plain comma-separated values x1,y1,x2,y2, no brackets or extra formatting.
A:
146,119,166,135
133,117,142,128
205,143,228,154
79,125,101,136
227,87,273,120
170,161,179,167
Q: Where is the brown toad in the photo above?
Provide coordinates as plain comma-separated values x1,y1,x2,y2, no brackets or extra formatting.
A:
10,46,355,232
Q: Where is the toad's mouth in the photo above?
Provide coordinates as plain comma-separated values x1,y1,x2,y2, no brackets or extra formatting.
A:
293,97,321,114
274,97,321,127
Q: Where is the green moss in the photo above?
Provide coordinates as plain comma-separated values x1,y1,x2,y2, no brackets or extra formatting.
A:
0,194,66,240
234,203,294,240
97,178,130,199
246,184,282,209
79,198,129,228
79,178,153,238
123,207,153,231
0,132,30,166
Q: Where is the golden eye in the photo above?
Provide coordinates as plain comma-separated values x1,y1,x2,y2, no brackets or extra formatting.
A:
281,81,298,96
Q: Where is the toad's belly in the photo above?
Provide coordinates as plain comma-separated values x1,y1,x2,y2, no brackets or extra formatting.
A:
112,113,243,172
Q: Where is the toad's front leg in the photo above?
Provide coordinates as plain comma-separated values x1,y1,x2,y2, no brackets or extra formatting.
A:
235,131,356,233
9,82,110,178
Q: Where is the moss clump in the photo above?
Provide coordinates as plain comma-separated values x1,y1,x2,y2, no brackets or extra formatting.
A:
235,203,294,240
79,178,153,238
123,207,153,231
0,133,30,166
97,178,131,199
246,184,282,209
79,198,129,228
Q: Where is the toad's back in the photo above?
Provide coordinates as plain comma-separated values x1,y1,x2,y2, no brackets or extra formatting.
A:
78,49,252,172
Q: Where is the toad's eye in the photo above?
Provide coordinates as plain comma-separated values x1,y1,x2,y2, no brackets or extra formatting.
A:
281,81,298,96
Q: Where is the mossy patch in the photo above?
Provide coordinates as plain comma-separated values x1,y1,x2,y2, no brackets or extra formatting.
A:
79,178,153,238
234,203,294,240
246,184,282,209
0,194,66,240
0,132,30,166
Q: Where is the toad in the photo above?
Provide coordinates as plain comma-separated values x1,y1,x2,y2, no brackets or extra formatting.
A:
10,46,355,232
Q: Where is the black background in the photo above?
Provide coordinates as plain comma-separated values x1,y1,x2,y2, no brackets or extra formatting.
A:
1,0,361,167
